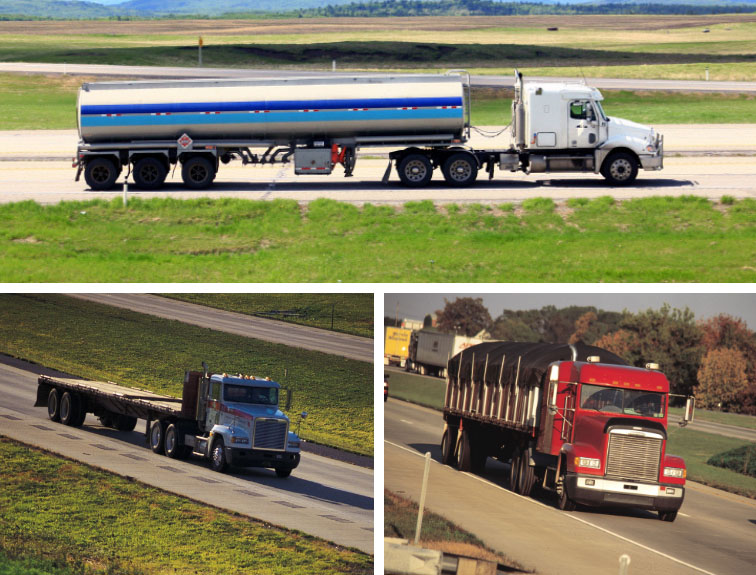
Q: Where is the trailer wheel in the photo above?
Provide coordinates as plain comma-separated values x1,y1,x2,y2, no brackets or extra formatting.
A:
133,157,167,190
164,424,190,459
84,157,119,191
150,420,166,454
209,437,227,473
98,412,114,428
517,453,536,496
275,467,293,478
442,153,478,187
60,392,82,427
509,449,521,492
600,151,638,185
114,414,137,432
397,154,433,187
47,388,61,422
181,156,215,189
441,427,457,466
658,510,678,522
456,429,472,472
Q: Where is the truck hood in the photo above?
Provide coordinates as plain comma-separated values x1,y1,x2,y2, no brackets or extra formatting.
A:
226,403,287,421
607,116,655,141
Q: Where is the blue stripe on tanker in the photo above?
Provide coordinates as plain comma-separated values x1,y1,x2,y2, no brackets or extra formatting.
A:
80,108,463,128
80,97,464,116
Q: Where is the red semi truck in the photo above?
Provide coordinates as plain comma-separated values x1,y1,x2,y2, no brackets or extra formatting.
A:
441,342,694,521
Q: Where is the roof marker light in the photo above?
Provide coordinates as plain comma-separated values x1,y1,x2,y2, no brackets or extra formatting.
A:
587,356,600,363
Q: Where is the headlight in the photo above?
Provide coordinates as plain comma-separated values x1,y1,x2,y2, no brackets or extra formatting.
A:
664,467,685,478
231,436,249,444
575,457,601,469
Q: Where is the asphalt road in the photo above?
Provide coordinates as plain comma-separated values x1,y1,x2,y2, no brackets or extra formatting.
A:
384,399,756,575
2,62,755,93
66,294,373,363
0,358,374,553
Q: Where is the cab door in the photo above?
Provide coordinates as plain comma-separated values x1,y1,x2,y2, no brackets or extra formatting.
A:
568,100,599,149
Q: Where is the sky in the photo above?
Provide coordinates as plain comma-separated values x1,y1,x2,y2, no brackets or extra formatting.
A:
385,292,756,329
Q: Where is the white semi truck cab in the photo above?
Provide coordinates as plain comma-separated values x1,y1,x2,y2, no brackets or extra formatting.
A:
508,69,663,184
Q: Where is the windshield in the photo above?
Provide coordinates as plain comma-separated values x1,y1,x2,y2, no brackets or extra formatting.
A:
594,100,608,121
580,384,665,418
224,384,278,406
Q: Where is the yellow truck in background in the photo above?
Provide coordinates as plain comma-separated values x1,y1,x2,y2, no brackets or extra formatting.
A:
384,327,412,367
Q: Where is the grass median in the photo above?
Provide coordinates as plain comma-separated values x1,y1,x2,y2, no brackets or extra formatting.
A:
0,437,372,575
2,196,756,282
0,294,373,456
164,294,373,338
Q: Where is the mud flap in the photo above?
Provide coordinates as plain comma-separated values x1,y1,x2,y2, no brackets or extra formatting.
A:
381,159,393,184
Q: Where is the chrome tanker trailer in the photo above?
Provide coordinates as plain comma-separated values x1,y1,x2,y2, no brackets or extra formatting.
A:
73,70,662,190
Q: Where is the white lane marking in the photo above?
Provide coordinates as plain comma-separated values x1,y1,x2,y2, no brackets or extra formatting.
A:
399,419,414,425
679,512,691,517
384,440,719,575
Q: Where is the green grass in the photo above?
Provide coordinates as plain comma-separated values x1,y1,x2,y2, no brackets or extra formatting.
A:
2,73,754,130
387,371,446,410
707,444,756,478
666,427,756,498
164,294,373,338
2,196,756,282
669,407,756,430
0,294,372,455
0,437,371,575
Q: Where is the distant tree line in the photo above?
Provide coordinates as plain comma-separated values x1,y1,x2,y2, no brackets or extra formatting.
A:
298,0,756,18
406,298,756,414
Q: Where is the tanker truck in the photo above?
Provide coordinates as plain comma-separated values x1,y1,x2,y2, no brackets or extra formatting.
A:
35,364,303,477
441,341,694,521
73,70,663,190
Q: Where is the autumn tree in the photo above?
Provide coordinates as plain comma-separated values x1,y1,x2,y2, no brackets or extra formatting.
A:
435,297,492,337
696,348,749,411
569,311,597,344
593,328,640,359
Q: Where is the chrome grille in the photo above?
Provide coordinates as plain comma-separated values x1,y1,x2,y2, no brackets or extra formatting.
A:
605,432,662,483
253,418,288,451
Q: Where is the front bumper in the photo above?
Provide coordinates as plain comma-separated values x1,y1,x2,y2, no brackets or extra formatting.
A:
640,134,664,171
227,447,300,470
566,473,684,512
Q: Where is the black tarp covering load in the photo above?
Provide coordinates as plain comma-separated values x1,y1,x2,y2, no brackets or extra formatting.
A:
447,341,630,389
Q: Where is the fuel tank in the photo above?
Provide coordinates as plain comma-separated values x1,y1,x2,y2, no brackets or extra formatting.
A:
77,74,466,144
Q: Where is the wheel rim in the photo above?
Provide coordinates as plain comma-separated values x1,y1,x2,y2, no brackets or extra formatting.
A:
91,165,112,184
165,429,175,453
448,159,472,182
60,396,70,421
48,392,58,418
212,445,223,467
189,163,208,183
141,164,159,183
404,159,428,183
151,424,162,449
610,158,632,181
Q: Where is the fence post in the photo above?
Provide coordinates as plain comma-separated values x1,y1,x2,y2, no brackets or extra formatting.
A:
414,451,432,545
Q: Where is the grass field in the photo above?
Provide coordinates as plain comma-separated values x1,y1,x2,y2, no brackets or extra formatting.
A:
669,406,756,430
2,196,756,282
387,371,446,409
0,294,373,455
0,437,372,575
164,294,373,338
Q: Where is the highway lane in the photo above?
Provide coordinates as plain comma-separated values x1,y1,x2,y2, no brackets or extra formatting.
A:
2,62,755,93
385,398,756,575
2,156,756,205
66,294,373,363
0,359,374,553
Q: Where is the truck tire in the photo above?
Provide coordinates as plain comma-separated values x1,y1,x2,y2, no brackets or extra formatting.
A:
442,153,478,187
181,156,215,189
84,157,119,191
164,423,191,459
98,411,115,428
133,157,167,190
150,420,166,454
557,472,576,511
275,467,293,478
601,151,638,185
509,449,521,492
209,437,228,473
60,392,82,427
456,429,472,472
397,154,433,188
47,388,61,422
114,414,137,432
658,510,678,522
441,427,457,466
517,452,536,496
